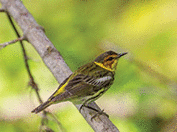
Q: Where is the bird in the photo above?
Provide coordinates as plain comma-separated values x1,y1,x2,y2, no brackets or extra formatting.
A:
31,50,127,114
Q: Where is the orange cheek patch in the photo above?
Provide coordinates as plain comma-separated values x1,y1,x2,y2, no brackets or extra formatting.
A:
103,60,114,68
94,62,113,72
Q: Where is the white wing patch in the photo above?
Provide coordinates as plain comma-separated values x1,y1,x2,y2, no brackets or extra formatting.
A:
85,76,112,86
96,76,112,83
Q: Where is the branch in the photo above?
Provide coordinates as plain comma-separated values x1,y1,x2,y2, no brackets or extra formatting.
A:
4,8,63,132
5,6,44,111
0,37,24,49
0,0,119,131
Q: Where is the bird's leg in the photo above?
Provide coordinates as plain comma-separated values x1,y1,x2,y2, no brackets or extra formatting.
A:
79,89,109,120
91,109,109,121
81,104,109,121
79,89,105,112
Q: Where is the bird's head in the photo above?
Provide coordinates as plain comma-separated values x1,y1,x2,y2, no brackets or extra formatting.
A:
94,51,127,72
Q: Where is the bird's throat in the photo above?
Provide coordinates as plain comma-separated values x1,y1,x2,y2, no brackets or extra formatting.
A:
94,61,113,72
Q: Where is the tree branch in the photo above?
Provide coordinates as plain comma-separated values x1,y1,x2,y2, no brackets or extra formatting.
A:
0,36,24,48
3,9,63,132
0,0,119,131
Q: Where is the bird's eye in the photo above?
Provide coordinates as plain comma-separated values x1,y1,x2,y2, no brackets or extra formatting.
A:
107,57,114,61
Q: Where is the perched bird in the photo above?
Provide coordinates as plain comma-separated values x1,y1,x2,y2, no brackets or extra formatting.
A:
32,50,127,114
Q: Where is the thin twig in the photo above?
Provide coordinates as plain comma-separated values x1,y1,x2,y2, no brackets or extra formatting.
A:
6,12,43,103
40,111,53,132
47,112,66,132
5,11,63,131
0,37,24,48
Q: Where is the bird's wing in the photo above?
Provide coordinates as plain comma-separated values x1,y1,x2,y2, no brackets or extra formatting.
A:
47,66,113,102
65,73,113,97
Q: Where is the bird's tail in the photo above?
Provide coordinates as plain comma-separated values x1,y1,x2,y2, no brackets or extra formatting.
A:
31,100,52,114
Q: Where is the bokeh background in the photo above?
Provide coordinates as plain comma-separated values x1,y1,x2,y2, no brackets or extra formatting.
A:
0,0,177,131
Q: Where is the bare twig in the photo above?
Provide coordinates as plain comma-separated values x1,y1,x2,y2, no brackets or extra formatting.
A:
40,111,54,132
0,37,24,48
5,11,43,102
47,112,66,132
4,7,63,132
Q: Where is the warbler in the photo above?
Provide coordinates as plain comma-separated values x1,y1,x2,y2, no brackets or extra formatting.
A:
32,50,127,114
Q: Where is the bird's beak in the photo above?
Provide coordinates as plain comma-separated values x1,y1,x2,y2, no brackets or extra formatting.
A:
118,52,128,58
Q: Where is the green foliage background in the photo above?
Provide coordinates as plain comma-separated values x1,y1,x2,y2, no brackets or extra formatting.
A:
0,0,177,131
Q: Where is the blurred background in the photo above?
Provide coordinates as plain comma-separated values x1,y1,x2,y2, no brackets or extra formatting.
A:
0,0,177,131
